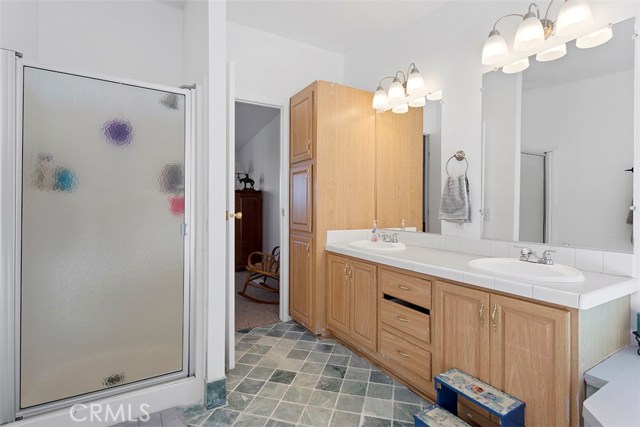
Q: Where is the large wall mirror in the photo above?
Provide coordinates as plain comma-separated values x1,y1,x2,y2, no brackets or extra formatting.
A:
482,17,635,252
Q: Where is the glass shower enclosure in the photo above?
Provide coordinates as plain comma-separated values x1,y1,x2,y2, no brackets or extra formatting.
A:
9,63,192,417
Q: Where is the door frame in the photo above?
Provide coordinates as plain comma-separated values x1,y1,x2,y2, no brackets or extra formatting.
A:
1,56,204,425
225,72,291,369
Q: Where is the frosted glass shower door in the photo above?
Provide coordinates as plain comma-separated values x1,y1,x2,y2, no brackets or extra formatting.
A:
20,67,189,409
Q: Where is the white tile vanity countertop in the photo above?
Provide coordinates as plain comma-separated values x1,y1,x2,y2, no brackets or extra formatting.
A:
583,345,640,427
324,241,639,310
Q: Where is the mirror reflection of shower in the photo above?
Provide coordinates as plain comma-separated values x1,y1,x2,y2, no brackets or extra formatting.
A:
519,151,553,244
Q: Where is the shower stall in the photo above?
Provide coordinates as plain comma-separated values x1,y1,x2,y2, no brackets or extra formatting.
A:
0,49,194,421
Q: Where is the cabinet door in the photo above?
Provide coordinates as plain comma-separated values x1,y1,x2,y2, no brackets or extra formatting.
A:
290,86,314,163
350,260,377,352
433,281,490,382
327,254,350,336
289,235,313,328
290,163,313,233
490,295,570,427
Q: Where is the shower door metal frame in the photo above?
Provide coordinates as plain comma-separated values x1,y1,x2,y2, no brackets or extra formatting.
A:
4,59,196,421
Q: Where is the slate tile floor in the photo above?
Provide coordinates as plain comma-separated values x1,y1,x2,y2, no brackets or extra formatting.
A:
114,321,429,426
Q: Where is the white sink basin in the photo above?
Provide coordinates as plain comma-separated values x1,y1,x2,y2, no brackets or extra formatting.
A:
468,258,585,283
348,240,407,252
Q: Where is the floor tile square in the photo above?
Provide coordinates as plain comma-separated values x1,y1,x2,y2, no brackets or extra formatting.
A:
286,349,310,360
257,357,280,369
236,342,254,352
307,352,331,364
241,335,262,343
228,363,253,378
327,355,350,366
315,377,343,393
258,382,289,399
393,386,423,405
322,364,347,379
392,402,421,423
369,370,393,385
236,379,266,395
344,367,370,382
348,355,371,369
266,330,286,338
300,406,333,427
331,344,352,356
244,396,279,417
226,392,255,411
248,366,276,381
363,397,393,419
266,420,296,427
283,331,304,341
341,380,368,396
291,373,320,389
299,332,318,342
294,340,316,350
282,385,313,404
313,343,335,353
249,344,272,355
335,394,365,413
272,323,293,331
234,413,268,427
361,416,392,427
238,353,263,365
278,358,305,372
258,336,280,346
202,408,240,426
330,410,361,427
269,370,297,385
271,401,305,424
300,361,325,375
307,390,339,409
367,383,393,400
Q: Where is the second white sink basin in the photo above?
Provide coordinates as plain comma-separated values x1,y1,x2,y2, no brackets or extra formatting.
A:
468,258,585,283
349,240,407,252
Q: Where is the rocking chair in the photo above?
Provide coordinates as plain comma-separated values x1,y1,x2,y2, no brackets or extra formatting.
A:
238,246,280,304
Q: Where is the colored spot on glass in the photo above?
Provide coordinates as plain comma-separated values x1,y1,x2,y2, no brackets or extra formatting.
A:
103,119,133,146
169,197,185,216
54,167,76,192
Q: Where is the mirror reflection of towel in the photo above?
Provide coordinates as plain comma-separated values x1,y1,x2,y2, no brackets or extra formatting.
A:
627,200,633,244
439,174,471,223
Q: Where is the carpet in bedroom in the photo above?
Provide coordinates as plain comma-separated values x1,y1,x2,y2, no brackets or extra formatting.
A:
235,271,280,331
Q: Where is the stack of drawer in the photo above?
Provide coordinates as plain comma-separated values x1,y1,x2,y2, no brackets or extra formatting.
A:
378,267,433,391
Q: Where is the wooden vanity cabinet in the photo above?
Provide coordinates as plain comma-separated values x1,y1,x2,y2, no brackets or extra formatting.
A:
326,254,377,353
289,234,313,327
434,281,571,427
290,85,314,163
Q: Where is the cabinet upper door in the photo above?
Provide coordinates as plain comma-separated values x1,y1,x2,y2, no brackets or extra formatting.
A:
350,260,377,352
289,234,313,328
489,295,570,427
290,163,313,233
290,86,314,163
433,281,490,383
327,254,350,336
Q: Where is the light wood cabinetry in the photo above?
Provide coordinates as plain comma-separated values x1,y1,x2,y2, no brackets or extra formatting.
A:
326,254,377,353
324,253,628,427
289,82,377,334
289,234,313,328
434,281,570,427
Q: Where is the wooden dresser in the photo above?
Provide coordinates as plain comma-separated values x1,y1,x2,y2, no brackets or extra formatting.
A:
235,190,262,270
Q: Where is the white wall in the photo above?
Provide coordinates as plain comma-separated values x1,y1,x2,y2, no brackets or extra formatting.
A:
236,114,281,253
0,0,184,86
228,22,344,104
521,70,634,252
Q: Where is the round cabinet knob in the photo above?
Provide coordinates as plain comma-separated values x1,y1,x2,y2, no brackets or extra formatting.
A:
630,206,637,211
230,212,243,220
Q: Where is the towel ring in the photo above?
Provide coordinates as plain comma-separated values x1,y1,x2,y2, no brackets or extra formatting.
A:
446,150,468,175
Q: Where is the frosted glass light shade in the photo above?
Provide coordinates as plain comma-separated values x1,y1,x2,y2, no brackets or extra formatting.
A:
576,26,613,48
426,90,443,101
392,103,409,114
408,97,426,108
482,30,509,65
388,78,406,102
407,69,426,95
556,0,593,36
536,43,567,62
502,57,530,74
514,14,545,51
372,86,389,109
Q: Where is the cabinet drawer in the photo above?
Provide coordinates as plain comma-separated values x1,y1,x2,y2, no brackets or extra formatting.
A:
458,400,499,427
380,298,430,344
380,329,431,380
380,269,431,309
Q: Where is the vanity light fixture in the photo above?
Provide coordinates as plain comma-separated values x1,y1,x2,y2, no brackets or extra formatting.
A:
502,58,531,74
372,63,430,113
576,25,613,48
481,0,602,73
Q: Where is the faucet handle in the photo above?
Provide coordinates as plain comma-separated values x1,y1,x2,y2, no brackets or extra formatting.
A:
540,249,556,265
391,233,399,243
514,245,533,261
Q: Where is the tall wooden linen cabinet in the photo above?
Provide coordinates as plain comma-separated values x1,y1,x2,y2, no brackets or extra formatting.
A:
288,81,422,334
289,81,375,334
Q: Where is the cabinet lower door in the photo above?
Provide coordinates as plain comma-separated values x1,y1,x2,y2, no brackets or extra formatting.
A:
289,234,313,328
350,260,377,352
490,295,570,427
290,163,313,233
327,254,350,336
433,282,490,382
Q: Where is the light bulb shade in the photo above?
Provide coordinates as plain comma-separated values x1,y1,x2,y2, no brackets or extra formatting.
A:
576,26,613,48
426,90,443,101
392,103,409,114
387,79,406,102
407,68,426,95
502,57,530,74
556,0,593,36
408,97,426,108
372,87,389,110
513,13,545,51
536,43,567,62
482,30,509,65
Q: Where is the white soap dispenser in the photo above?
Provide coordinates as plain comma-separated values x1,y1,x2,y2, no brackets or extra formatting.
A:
371,220,378,242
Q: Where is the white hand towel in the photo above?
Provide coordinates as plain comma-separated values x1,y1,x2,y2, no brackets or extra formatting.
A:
439,174,470,223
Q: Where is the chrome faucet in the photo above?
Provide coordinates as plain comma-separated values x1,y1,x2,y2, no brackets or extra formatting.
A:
378,232,399,243
515,246,556,265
